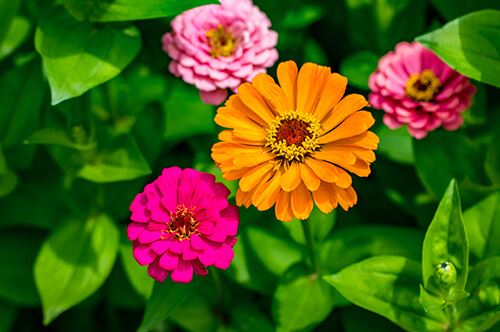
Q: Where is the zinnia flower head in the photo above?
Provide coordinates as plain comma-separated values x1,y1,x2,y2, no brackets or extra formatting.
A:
369,42,476,139
212,61,379,222
128,167,239,283
162,0,278,105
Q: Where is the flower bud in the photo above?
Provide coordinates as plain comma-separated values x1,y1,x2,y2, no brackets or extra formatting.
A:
435,261,457,288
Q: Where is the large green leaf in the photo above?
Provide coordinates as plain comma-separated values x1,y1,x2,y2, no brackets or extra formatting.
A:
416,10,500,88
376,126,415,165
457,257,500,332
0,60,44,148
34,214,119,324
463,193,500,261
0,230,44,306
413,131,486,201
0,0,20,45
63,0,217,22
340,50,378,90
245,225,304,276
0,301,17,332
0,145,17,198
35,6,141,105
119,240,153,300
76,135,151,183
0,16,30,61
324,256,447,332
422,180,469,301
273,264,335,332
138,279,201,332
346,0,426,53
319,225,424,273
431,0,500,20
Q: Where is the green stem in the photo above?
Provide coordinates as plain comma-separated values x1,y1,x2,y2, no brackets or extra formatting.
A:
301,221,319,273
446,303,457,330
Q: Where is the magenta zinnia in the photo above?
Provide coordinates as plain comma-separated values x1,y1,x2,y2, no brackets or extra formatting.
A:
369,42,476,139
128,167,239,283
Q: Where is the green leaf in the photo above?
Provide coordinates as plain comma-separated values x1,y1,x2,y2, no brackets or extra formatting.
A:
422,180,469,298
281,208,336,245
35,6,141,105
119,240,153,300
25,128,96,151
324,256,447,332
273,264,335,332
456,257,500,331
0,16,30,61
341,306,405,332
138,279,201,332
245,225,303,276
0,301,17,332
230,303,275,332
340,51,378,90
63,0,217,22
303,38,329,65
430,0,500,20
279,4,323,30
163,81,215,142
413,130,486,201
463,193,500,261
34,214,119,324
0,145,18,198
416,10,500,88
0,230,44,306
319,225,424,273
0,0,20,45
77,135,151,183
376,126,415,165
0,60,44,148
346,0,426,53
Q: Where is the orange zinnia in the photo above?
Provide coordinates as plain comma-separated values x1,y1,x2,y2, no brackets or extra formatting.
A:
211,61,379,222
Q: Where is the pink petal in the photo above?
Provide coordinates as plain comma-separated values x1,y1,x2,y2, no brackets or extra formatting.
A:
199,89,228,105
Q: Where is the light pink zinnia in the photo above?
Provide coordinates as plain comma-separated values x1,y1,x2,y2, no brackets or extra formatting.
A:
128,167,239,283
369,42,476,139
162,0,278,105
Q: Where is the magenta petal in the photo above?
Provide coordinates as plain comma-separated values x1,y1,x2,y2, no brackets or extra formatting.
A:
138,230,162,244
148,260,169,282
151,239,173,255
127,223,145,241
133,245,156,266
171,260,194,283
159,251,179,271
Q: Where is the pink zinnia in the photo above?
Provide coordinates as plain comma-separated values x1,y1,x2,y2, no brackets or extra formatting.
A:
162,0,278,105
369,42,476,139
128,167,239,283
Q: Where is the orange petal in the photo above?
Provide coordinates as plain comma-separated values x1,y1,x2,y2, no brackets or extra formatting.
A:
238,83,275,123
321,94,369,133
239,163,275,192
236,189,253,208
280,162,301,191
218,130,263,146
277,61,298,110
332,131,380,150
319,111,375,144
291,183,314,220
226,95,268,127
332,165,352,188
275,190,294,222
312,182,338,214
299,162,321,191
253,74,291,114
313,148,357,167
305,158,338,183
233,150,276,168
297,63,331,114
314,73,348,121
215,106,268,134
232,127,267,142
253,171,281,211
337,186,358,211
341,159,372,177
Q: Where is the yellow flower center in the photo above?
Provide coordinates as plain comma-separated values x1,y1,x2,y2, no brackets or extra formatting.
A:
206,25,236,58
405,69,441,101
265,112,321,163
162,205,199,241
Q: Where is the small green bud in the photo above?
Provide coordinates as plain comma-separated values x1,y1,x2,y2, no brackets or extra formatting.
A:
435,261,457,288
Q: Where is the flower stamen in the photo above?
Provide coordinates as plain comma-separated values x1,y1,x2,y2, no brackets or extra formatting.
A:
265,112,321,163
164,205,199,241
206,25,236,58
405,69,441,101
